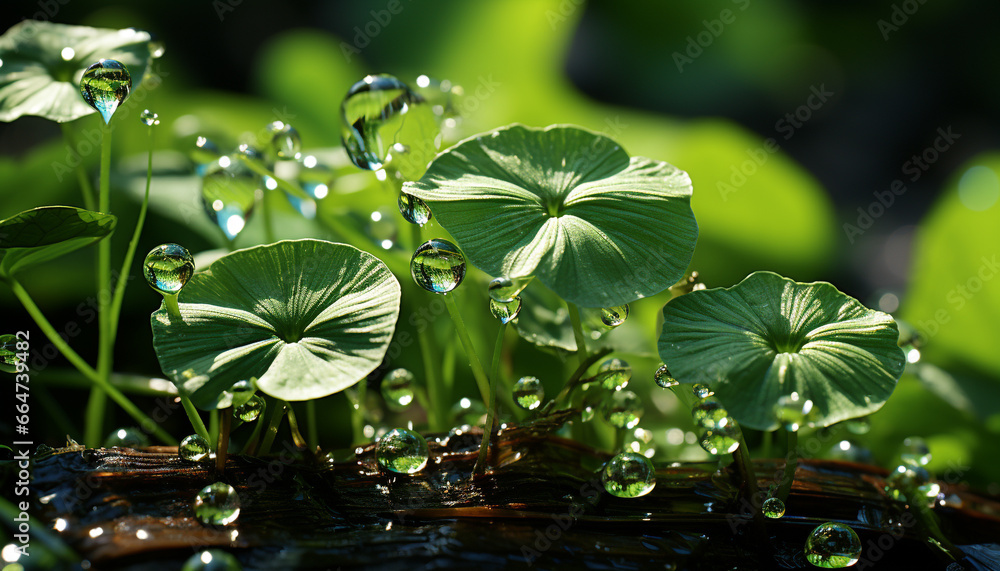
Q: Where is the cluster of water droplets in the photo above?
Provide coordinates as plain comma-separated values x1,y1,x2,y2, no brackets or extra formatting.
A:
690,386,739,456
884,436,940,504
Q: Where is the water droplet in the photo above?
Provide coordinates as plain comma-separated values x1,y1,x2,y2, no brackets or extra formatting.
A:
376,428,429,474
410,239,466,293
450,399,486,425
218,379,256,409
104,427,149,448
487,276,532,303
580,405,596,422
900,436,931,467
181,549,242,570
653,364,678,388
804,522,862,568
603,390,642,429
490,296,521,324
773,392,814,431
80,59,131,124
265,121,301,159
398,192,432,226
0,334,23,374
381,369,415,411
191,136,223,176
699,426,739,455
201,155,260,241
601,452,656,498
149,38,166,59
340,74,434,172
139,109,160,126
595,358,632,391
143,243,195,295
692,384,714,399
193,482,241,526
600,304,629,327
692,397,732,431
234,395,264,422
762,497,785,519
513,376,544,410
179,434,210,462
844,417,870,435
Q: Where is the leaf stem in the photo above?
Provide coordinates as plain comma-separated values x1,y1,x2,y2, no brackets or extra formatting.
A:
6,278,176,444
216,406,231,474
108,126,154,340
180,394,211,443
60,122,96,211
88,120,114,447
567,302,589,363
732,423,762,502
775,429,798,503
474,324,506,475
284,402,308,449
540,347,613,415
163,294,180,318
410,223,446,431
442,293,491,405
259,402,286,456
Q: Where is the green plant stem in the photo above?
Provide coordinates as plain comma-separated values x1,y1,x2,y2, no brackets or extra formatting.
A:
259,403,287,456
284,403,309,449
6,278,176,445
88,121,114,448
180,394,210,443
775,429,798,503
761,430,773,459
567,302,588,363
732,424,761,501
540,347,613,415
109,127,154,340
209,409,219,443
240,411,267,455
163,294,180,318
474,324,506,475
60,122,96,211
442,293,491,404
262,187,276,243
216,406,231,474
410,224,447,431
306,400,318,450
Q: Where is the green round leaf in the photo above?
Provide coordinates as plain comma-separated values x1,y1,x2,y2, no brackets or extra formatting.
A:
658,271,905,430
151,239,401,409
0,21,156,123
0,206,117,277
404,124,698,308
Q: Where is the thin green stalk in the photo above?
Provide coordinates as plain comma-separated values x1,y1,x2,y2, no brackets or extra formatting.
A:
259,403,287,456
284,402,308,449
109,127,154,339
262,186,276,243
163,294,180,318
540,347,613,415
240,410,267,455
732,424,761,501
306,400,318,450
7,278,176,445
216,406,232,474
410,224,446,431
60,122,96,210
88,121,114,447
442,293,491,404
180,394,210,443
567,302,589,363
474,324,506,475
775,429,798,503
209,409,219,443
761,429,773,459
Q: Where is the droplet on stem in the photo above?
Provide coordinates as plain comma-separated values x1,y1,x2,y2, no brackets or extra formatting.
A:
487,276,531,303
489,296,521,324
80,59,131,124
234,395,265,422
410,239,466,293
595,358,631,391
143,244,195,295
762,496,785,519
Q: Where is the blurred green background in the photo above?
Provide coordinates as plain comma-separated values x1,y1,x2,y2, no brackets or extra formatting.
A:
1,1,998,489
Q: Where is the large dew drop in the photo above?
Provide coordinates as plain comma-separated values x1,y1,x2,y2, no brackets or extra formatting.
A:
804,522,862,568
193,482,241,526
773,392,814,431
234,395,265,422
181,549,242,571
410,239,466,293
600,304,629,328
266,121,301,159
488,276,532,303
699,426,739,455
601,451,656,498
398,192,432,226
595,358,632,391
376,428,429,474
179,434,210,462
201,155,260,241
653,364,678,388
762,497,785,519
143,244,195,295
381,369,416,411
490,296,521,324
513,376,544,410
80,59,131,124
603,390,643,429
